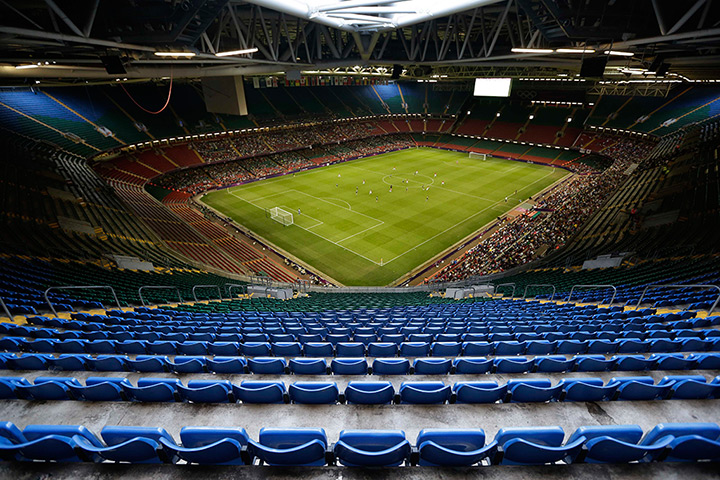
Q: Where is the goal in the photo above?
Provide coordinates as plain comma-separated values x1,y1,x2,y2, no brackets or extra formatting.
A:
469,152,487,161
269,207,294,226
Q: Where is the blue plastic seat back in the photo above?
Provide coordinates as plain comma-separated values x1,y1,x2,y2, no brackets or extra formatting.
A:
372,358,410,375
335,430,410,467
252,428,328,466
399,382,451,404
289,358,327,375
331,358,368,375
288,382,339,404
417,429,491,466
345,382,395,405
414,358,452,375
207,356,246,374
97,426,174,463
234,381,286,404
248,357,287,374
303,342,334,357
178,380,233,403
454,381,506,404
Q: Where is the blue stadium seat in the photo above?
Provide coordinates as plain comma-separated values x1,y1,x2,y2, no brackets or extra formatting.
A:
169,356,207,374
535,355,575,372
454,381,507,404
508,379,563,403
612,376,672,401
249,428,328,466
660,375,719,399
15,376,79,401
372,358,410,375
431,342,462,356
344,382,395,405
122,377,180,402
331,357,369,375
462,341,493,356
400,342,430,357
271,342,302,356
76,426,174,463
494,426,584,465
240,342,271,356
413,358,452,375
334,430,410,467
159,426,249,465
48,354,91,371
416,429,497,466
208,342,240,356
494,357,533,373
207,356,247,374
368,342,398,357
10,424,105,462
289,358,328,375
560,377,618,402
68,377,129,401
565,424,665,463
613,355,653,371
288,382,339,404
233,381,287,404
452,357,492,374
126,355,169,373
248,357,287,374
641,423,720,462
336,342,365,357
177,380,233,403
87,355,128,372
575,355,614,372
303,342,334,357
399,382,452,404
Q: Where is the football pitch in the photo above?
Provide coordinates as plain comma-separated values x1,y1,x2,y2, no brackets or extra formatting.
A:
201,147,568,286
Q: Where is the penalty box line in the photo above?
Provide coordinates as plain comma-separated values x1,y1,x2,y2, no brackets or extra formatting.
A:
228,190,383,266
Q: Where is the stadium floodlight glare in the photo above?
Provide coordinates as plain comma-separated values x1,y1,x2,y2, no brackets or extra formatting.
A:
15,64,39,69
556,48,595,54
473,78,512,97
511,47,554,54
604,50,634,57
215,48,259,57
154,51,196,57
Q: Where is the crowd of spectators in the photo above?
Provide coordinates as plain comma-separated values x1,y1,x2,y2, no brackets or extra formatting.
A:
429,135,658,282
155,130,417,194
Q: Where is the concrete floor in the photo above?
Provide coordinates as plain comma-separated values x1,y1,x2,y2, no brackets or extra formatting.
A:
0,460,718,479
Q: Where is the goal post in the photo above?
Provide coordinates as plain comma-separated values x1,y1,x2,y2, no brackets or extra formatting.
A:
469,151,487,161
270,207,293,226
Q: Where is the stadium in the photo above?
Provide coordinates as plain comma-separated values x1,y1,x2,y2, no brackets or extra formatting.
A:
0,0,719,478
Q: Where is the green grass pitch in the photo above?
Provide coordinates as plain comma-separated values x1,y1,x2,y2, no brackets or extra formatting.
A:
201,147,568,286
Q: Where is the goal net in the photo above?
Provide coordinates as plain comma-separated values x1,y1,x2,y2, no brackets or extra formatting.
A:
270,207,293,226
469,152,487,161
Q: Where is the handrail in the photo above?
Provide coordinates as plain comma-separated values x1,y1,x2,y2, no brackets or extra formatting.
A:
635,284,720,314
192,284,223,302
44,286,121,317
0,296,13,320
567,284,617,306
225,283,247,298
494,283,516,299
522,284,556,301
138,286,182,307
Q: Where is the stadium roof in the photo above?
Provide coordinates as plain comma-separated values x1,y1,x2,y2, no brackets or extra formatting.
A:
0,0,719,83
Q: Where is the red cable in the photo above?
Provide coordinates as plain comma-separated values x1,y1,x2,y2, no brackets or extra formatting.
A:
120,69,173,115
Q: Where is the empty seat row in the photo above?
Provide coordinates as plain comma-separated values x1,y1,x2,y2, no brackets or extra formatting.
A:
3,336,718,356
2,352,719,374
1,375,717,404
0,421,717,466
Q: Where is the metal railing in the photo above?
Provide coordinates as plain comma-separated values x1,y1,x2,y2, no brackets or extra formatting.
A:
522,284,556,301
494,283,516,299
567,284,617,306
138,286,182,307
0,296,13,320
635,284,720,314
225,283,247,298
192,285,223,302
44,286,121,317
